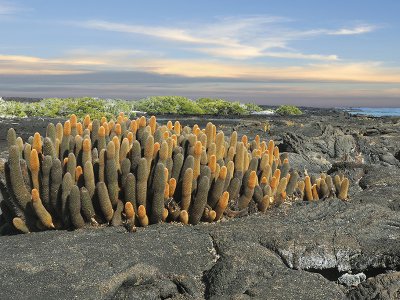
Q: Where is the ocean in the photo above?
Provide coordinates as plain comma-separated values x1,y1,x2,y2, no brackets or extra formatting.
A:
344,107,400,117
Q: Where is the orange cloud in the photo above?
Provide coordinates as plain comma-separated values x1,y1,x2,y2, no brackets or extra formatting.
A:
1,53,399,84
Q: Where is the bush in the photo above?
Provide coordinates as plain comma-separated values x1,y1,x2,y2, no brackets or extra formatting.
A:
275,105,303,116
0,96,263,118
133,96,204,114
0,97,135,119
243,103,263,113
196,98,243,115
196,98,262,115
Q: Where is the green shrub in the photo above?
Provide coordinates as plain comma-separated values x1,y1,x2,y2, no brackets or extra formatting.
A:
275,105,303,116
196,98,262,115
243,103,263,113
196,98,244,115
0,96,263,118
133,96,204,114
0,97,135,119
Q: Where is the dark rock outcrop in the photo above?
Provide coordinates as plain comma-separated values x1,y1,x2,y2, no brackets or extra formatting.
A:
0,110,400,299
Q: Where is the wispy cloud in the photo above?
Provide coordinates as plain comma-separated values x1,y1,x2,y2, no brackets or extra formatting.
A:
0,1,26,15
1,52,399,84
79,17,376,61
328,25,376,35
0,1,18,14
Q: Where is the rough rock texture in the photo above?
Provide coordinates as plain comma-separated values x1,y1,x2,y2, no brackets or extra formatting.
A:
347,272,400,300
0,196,398,299
0,110,400,299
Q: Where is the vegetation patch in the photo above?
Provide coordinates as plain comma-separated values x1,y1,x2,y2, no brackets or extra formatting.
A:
0,96,262,118
275,105,303,115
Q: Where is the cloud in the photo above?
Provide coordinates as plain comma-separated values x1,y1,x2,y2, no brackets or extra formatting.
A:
328,25,376,35
0,1,26,15
0,1,18,14
80,17,375,61
1,52,399,84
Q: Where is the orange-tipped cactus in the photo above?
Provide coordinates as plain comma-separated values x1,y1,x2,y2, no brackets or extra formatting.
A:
3,115,352,234
238,170,257,210
32,132,42,154
115,123,122,136
241,135,248,146
181,168,193,211
64,120,71,136
174,121,181,135
125,202,135,220
179,210,189,225
149,115,157,135
208,154,217,174
215,191,229,220
83,115,91,129
138,205,149,227
169,178,176,197
30,149,40,191
304,176,313,201
208,166,227,208
32,189,55,229
338,178,349,200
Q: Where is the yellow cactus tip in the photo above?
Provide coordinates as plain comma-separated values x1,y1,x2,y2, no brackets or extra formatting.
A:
164,167,169,180
194,141,202,156
83,139,91,152
220,191,229,207
77,122,83,135
127,132,134,143
130,121,137,132
112,135,119,145
261,176,268,184
162,208,169,222
219,166,227,180
84,115,91,126
31,188,40,201
138,205,146,218
167,120,173,130
64,120,71,136
124,202,134,219
30,149,39,170
139,116,146,127
153,142,160,153
164,183,170,199
209,155,217,173
75,166,83,179
115,123,122,135
249,171,257,188
98,126,105,137
169,178,176,197
70,114,77,126
208,210,217,222
179,210,189,224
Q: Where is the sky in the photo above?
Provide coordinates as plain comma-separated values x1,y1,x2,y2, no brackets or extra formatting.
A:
0,0,399,107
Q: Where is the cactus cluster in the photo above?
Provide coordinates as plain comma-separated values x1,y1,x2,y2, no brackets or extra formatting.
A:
0,114,349,234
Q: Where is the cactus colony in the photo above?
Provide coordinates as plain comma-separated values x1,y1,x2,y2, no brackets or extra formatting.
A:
0,114,349,234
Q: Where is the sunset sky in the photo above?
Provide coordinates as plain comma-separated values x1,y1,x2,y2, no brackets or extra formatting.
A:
0,0,399,106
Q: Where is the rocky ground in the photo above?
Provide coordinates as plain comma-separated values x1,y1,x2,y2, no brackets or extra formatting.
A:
0,109,399,299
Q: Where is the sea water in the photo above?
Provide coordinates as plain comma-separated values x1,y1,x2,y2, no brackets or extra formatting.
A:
344,107,400,117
